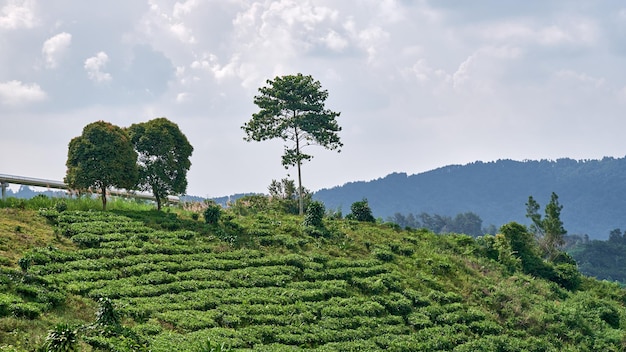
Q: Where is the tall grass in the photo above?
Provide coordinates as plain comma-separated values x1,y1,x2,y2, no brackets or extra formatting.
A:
0,195,158,212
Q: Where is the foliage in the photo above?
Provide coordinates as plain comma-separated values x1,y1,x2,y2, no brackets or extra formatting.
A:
64,121,139,210
314,157,626,240
388,211,485,236
303,200,325,228
229,195,270,216
127,117,193,210
268,178,311,215
526,192,567,260
497,222,581,290
203,203,222,225
499,222,543,274
242,73,342,214
1,201,625,350
94,297,121,328
346,199,375,222
568,228,626,284
43,323,79,352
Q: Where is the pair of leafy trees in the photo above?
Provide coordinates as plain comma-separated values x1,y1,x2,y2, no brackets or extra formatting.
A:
65,118,193,210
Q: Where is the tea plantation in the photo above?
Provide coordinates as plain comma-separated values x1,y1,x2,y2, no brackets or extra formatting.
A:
1,199,625,351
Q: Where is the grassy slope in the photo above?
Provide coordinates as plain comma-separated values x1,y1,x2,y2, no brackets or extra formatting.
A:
1,201,625,351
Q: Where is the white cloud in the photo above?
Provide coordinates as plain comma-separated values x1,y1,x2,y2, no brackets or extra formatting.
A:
173,0,199,19
144,0,197,44
84,52,112,83
176,92,190,103
0,0,38,29
322,30,348,51
0,80,46,106
42,32,72,69
191,53,241,81
474,17,599,48
555,69,605,88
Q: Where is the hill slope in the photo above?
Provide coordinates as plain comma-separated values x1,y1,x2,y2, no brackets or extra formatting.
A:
314,157,626,239
1,203,625,351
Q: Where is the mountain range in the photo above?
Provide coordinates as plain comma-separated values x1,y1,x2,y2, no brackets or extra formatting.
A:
7,156,626,240
313,157,626,240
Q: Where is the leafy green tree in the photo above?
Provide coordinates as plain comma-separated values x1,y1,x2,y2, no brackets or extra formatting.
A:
451,212,483,236
242,73,342,215
347,199,375,223
127,117,193,210
525,192,567,261
65,121,138,210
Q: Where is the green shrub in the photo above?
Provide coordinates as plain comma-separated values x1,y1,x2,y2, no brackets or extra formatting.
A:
43,323,79,352
204,204,222,225
374,250,394,262
55,201,68,213
303,201,325,228
551,263,582,291
346,199,375,223
95,297,121,328
71,233,102,248
11,302,41,319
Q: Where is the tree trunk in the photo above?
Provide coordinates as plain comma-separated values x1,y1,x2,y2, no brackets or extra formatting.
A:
294,124,304,215
297,159,303,215
156,194,162,211
101,184,107,211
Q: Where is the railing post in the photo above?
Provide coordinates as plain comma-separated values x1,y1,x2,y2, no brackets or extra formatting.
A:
1,182,8,201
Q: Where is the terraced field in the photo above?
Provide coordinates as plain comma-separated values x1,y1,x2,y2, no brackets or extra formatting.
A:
6,208,626,351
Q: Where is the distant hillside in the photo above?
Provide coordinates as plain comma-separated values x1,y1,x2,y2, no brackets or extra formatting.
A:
314,157,626,240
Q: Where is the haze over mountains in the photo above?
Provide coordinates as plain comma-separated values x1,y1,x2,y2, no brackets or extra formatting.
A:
313,157,626,240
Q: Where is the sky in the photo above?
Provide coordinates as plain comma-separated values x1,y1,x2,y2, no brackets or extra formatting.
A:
2,0,626,198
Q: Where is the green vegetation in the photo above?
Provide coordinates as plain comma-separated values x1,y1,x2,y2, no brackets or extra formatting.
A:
65,118,193,211
127,118,194,211
1,197,625,351
387,211,486,236
314,157,626,239
65,121,139,210
568,229,626,284
526,192,567,261
242,73,342,215
346,198,375,223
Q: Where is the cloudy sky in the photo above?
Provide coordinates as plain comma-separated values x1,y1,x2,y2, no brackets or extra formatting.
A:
2,0,626,197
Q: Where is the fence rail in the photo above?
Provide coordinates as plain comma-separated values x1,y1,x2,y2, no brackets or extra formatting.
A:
0,174,179,204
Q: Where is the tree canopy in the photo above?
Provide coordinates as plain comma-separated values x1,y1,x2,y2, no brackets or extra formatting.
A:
242,73,342,215
64,121,138,210
525,192,567,260
127,117,193,210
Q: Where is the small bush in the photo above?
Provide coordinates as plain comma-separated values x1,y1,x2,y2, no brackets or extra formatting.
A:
97,298,121,325
550,263,582,291
346,199,375,223
55,201,68,212
11,302,41,319
303,201,325,228
43,323,79,352
374,250,395,262
204,203,222,225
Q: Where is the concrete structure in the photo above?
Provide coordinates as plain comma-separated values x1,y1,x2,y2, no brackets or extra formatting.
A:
0,174,179,204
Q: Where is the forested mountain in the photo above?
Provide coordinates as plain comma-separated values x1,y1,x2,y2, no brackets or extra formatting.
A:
314,157,626,240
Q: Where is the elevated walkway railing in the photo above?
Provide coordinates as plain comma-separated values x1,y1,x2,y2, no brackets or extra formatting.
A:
0,174,179,204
